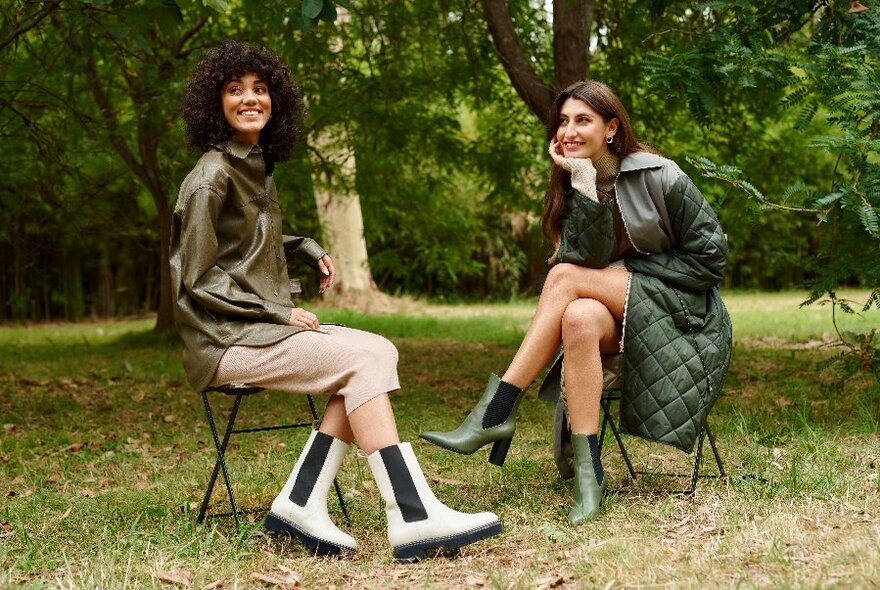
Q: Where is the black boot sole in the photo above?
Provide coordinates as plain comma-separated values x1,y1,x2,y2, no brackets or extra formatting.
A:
392,520,504,563
263,512,353,557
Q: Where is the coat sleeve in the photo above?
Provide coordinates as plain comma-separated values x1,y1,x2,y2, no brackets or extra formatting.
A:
177,186,292,325
625,174,728,292
282,234,327,269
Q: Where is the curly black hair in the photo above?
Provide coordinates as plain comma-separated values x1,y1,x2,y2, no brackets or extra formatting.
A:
182,39,303,170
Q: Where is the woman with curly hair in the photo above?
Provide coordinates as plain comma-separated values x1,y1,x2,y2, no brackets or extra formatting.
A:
421,81,731,525
170,40,501,561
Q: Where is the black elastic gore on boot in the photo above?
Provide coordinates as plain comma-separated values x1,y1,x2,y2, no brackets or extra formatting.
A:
379,446,428,523
587,434,605,485
289,431,334,507
482,380,522,429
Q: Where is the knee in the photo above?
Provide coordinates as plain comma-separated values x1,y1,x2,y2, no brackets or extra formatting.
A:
365,335,399,370
561,299,606,345
543,263,589,297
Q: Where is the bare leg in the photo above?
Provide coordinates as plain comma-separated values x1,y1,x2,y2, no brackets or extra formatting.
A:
561,299,623,434
502,264,630,388
319,393,399,454
318,394,354,443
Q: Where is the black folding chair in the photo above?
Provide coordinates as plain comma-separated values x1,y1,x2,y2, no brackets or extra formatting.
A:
196,384,351,526
596,388,726,495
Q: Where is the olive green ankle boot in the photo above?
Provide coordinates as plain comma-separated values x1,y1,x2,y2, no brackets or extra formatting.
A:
568,433,607,524
419,374,523,466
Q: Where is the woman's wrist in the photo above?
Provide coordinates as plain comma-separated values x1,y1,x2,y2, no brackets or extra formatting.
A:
569,159,598,202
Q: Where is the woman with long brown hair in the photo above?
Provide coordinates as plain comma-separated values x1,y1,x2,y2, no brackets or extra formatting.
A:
422,80,731,524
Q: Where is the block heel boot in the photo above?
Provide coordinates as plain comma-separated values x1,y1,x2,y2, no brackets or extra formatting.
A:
419,374,523,467
567,433,607,524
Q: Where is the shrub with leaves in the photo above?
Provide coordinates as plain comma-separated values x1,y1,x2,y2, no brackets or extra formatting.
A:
647,1,879,381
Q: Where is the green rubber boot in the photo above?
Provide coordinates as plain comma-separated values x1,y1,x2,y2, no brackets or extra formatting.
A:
568,433,607,524
419,374,522,467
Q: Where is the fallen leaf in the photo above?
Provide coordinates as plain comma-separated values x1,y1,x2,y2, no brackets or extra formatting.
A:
3,424,14,433
202,580,224,590
78,488,96,498
276,565,300,579
163,415,177,424
536,574,566,589
66,442,85,453
153,569,194,587
465,573,486,586
250,571,301,588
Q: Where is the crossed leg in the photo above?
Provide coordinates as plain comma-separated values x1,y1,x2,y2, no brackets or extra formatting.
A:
500,263,630,434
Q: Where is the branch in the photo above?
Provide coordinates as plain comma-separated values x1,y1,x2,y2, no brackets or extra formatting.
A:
774,0,829,45
0,0,64,52
552,0,592,89
173,17,207,59
481,0,554,122
82,53,144,179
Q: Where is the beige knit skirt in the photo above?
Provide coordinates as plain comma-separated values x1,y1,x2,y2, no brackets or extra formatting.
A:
211,325,400,414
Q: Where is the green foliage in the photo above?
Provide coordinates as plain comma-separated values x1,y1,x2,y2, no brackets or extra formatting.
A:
3,0,878,318
651,1,880,380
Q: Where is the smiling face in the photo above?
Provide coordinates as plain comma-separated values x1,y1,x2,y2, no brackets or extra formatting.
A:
555,98,618,161
221,72,271,144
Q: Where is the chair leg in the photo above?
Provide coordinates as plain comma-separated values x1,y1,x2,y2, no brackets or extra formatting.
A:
600,393,637,480
706,424,726,478
198,392,245,525
685,428,708,496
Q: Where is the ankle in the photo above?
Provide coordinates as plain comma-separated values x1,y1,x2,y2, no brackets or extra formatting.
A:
586,433,604,483
482,380,522,428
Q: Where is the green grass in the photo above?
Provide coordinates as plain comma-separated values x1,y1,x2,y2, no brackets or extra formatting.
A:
1,292,879,588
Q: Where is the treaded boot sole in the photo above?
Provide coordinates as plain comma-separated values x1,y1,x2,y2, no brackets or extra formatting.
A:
264,512,353,557
392,520,504,563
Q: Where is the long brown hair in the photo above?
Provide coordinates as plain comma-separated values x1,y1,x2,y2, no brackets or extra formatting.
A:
541,81,649,260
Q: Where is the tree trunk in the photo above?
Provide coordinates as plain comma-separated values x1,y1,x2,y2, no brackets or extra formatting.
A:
553,0,593,89
481,0,595,123
310,125,380,300
148,180,175,331
481,0,555,121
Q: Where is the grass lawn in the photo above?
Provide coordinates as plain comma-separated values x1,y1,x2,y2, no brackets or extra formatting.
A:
1,290,878,588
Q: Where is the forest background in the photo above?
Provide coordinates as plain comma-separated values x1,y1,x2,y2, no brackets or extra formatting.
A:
0,0,878,333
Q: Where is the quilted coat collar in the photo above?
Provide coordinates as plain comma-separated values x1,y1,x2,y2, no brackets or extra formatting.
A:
620,151,667,173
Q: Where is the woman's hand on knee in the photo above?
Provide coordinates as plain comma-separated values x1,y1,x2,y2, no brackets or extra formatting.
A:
288,308,320,330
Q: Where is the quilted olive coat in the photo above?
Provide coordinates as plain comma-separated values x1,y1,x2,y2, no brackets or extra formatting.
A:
539,152,733,453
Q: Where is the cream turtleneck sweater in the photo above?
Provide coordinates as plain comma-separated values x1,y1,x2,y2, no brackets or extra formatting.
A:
592,150,621,203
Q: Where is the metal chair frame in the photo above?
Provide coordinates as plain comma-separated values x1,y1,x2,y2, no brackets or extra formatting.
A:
197,384,351,526
598,388,726,495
